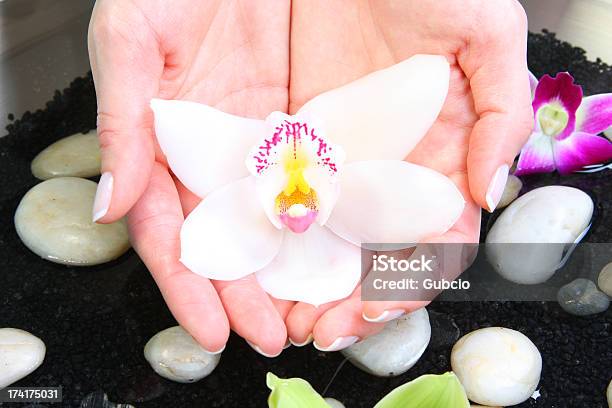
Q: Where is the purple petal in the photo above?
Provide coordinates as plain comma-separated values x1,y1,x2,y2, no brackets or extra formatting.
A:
575,93,612,134
515,132,556,176
533,73,583,140
554,132,612,174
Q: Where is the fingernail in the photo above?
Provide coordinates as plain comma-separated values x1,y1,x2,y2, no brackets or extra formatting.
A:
485,164,509,213
283,339,291,350
93,172,113,222
246,340,282,358
313,336,359,352
363,309,405,323
289,334,313,347
205,344,226,355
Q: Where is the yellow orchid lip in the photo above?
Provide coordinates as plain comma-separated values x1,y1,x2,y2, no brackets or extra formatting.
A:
248,118,342,234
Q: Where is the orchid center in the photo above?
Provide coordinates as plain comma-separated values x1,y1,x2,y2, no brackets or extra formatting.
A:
276,150,319,233
537,103,569,137
246,113,345,234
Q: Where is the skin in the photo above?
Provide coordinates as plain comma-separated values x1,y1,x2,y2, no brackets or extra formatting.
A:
88,0,532,355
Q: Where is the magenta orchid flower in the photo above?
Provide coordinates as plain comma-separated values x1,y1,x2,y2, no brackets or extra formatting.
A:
150,55,465,306
515,72,612,175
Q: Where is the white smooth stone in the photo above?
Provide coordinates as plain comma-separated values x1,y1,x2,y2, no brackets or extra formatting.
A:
144,326,221,383
0,328,46,389
14,177,130,265
497,174,523,209
324,397,345,408
598,262,612,297
451,327,541,407
341,308,431,377
486,186,593,284
557,278,609,316
607,379,611,407
31,130,101,180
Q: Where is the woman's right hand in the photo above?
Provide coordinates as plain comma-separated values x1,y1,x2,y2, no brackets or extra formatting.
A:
88,0,293,356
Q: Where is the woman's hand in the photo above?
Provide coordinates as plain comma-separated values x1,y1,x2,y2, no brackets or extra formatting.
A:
88,0,293,356
285,0,534,349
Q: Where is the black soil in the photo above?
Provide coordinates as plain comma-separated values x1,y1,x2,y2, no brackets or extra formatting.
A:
1,31,611,407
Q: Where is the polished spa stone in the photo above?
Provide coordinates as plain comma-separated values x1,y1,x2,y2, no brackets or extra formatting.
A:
451,327,541,407
607,379,611,407
31,130,101,180
144,326,221,383
14,177,130,265
598,262,612,297
486,186,593,284
497,174,523,209
341,308,430,377
0,328,46,389
324,398,345,408
557,278,610,316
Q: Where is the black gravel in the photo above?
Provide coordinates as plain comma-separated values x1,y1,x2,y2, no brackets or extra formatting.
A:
1,31,611,408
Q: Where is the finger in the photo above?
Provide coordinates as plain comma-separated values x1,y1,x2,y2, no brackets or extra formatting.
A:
457,1,533,212
270,297,295,348
362,173,480,322
285,300,341,346
312,293,385,352
214,277,288,357
88,2,164,223
128,162,229,353
174,175,201,217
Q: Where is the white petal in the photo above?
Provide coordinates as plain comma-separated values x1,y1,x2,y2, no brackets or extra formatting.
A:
326,161,465,245
303,166,340,225
254,166,286,229
180,177,283,280
151,99,267,198
297,55,450,161
255,225,361,306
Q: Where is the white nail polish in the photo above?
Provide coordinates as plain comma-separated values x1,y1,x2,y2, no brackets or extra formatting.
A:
205,344,226,355
246,340,282,358
363,309,405,323
289,334,313,347
485,164,509,213
314,336,359,352
93,172,113,222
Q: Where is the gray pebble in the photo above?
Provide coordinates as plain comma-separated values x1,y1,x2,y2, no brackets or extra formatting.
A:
557,278,610,316
80,391,134,408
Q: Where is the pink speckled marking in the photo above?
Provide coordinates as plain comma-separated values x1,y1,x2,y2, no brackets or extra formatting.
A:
251,120,338,175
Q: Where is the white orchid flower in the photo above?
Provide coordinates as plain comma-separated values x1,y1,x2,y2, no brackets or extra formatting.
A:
150,55,465,306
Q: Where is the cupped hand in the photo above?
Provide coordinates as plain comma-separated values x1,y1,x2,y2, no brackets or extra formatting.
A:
88,0,292,355
285,0,534,349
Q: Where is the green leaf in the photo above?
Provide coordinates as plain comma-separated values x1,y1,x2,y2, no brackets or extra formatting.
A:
374,372,470,408
266,372,331,408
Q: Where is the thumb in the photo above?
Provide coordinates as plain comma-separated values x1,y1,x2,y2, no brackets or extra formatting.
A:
458,1,533,212
87,2,163,223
